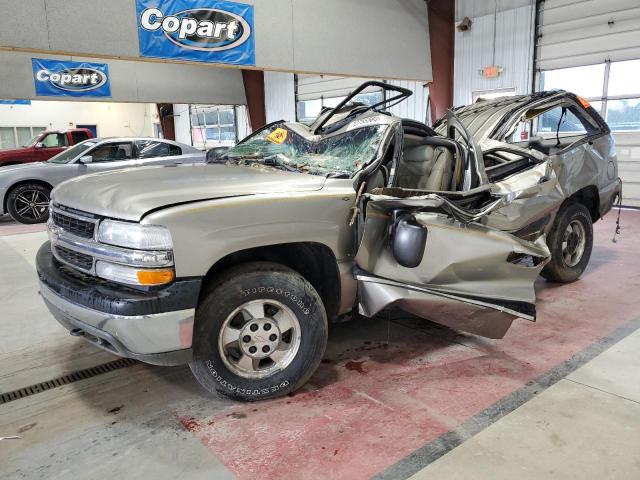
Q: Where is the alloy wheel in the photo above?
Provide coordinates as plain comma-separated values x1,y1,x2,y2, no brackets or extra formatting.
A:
218,299,301,379
14,190,50,221
561,219,586,267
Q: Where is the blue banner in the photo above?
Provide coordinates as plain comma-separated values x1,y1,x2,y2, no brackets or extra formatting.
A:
32,59,111,98
0,100,31,105
136,0,255,66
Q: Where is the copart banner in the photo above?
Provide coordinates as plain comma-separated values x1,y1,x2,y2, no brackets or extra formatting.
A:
32,59,111,98
136,0,255,66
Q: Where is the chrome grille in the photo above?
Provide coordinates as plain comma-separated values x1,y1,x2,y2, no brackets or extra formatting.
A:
54,245,93,271
52,210,95,239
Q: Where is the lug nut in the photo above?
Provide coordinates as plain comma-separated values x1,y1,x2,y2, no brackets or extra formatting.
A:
250,324,258,332
264,323,272,331
262,346,270,353
269,334,277,341
242,335,251,343
249,346,257,354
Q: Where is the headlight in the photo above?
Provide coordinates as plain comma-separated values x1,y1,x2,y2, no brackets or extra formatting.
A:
96,261,175,286
98,220,173,250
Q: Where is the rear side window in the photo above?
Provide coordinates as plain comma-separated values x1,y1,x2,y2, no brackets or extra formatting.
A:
136,141,182,158
537,107,590,134
72,131,90,143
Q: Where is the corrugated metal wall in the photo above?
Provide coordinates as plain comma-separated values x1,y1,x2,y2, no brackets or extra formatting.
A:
264,72,296,124
387,80,430,124
453,4,535,107
537,0,640,70
263,74,431,124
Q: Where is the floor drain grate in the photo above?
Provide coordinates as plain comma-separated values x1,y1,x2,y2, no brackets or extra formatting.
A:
0,358,138,405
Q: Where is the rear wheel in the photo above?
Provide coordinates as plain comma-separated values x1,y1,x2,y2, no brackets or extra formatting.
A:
189,261,328,401
541,203,593,283
7,183,51,224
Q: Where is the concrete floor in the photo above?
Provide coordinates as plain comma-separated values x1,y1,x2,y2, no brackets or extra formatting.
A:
0,210,639,480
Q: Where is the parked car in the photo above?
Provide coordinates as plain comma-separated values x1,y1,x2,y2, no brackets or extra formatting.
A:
0,128,93,167
37,82,621,401
0,137,204,224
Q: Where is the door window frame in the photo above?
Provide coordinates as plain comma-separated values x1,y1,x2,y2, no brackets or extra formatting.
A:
85,141,134,163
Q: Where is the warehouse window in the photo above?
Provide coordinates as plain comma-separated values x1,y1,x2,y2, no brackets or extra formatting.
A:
540,59,640,131
0,126,47,149
190,105,237,149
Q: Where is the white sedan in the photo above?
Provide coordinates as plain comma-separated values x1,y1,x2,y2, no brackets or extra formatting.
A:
0,137,205,224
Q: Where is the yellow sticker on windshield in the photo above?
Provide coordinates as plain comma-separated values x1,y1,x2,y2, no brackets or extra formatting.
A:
266,128,288,144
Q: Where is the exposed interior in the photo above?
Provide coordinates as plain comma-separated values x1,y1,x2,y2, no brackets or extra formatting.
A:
505,101,601,155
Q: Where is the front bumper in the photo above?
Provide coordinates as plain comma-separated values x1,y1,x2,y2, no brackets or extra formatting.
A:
37,241,201,365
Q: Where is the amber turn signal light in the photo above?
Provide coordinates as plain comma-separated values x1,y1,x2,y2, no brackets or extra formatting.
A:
136,269,175,286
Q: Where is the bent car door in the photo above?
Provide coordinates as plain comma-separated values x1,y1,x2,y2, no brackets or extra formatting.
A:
354,195,550,338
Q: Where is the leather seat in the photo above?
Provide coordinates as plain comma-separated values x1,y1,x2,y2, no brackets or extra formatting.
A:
397,144,454,191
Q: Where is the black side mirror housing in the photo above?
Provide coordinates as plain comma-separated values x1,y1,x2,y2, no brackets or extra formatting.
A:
391,212,427,268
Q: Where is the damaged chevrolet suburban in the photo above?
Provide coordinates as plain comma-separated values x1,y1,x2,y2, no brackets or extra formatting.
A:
37,82,621,400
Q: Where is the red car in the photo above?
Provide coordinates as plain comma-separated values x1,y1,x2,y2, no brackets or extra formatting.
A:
0,128,93,167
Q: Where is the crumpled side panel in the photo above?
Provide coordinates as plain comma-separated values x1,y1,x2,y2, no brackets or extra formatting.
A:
357,280,516,339
355,198,550,336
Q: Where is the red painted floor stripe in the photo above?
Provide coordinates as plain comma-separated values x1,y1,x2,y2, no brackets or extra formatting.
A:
0,217,47,236
177,210,640,480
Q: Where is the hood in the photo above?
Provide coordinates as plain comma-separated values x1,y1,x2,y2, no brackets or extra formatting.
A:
0,162,54,173
52,163,327,221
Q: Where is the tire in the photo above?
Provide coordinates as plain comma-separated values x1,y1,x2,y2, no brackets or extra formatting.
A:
189,261,328,401
7,183,51,224
541,203,593,283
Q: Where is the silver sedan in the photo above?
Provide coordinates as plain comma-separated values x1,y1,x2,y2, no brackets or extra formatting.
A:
0,137,205,224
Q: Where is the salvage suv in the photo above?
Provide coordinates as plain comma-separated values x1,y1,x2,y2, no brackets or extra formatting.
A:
37,82,621,401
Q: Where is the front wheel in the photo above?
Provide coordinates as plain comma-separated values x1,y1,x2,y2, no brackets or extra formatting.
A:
189,261,328,401
7,183,51,224
541,203,593,283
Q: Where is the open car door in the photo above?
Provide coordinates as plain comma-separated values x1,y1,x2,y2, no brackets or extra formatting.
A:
354,113,550,339
354,196,550,338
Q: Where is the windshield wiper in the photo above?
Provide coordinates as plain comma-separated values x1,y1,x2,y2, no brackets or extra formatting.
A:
262,155,300,172
229,155,301,173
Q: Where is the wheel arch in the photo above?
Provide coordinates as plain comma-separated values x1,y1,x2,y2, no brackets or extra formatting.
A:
566,185,600,222
4,179,54,213
199,242,342,321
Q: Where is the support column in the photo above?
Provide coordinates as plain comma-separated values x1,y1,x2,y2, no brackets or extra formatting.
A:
242,70,266,131
427,0,455,124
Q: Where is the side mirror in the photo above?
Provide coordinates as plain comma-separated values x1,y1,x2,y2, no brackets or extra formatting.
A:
206,146,230,163
35,142,43,149
79,155,93,164
391,213,427,268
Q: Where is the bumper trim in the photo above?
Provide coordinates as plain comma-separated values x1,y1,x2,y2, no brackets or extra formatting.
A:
37,241,201,316
40,281,194,365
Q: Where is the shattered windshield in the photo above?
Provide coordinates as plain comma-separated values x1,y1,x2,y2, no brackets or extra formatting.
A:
222,123,389,176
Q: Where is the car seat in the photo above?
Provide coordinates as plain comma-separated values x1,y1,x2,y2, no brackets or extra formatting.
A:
397,142,454,191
